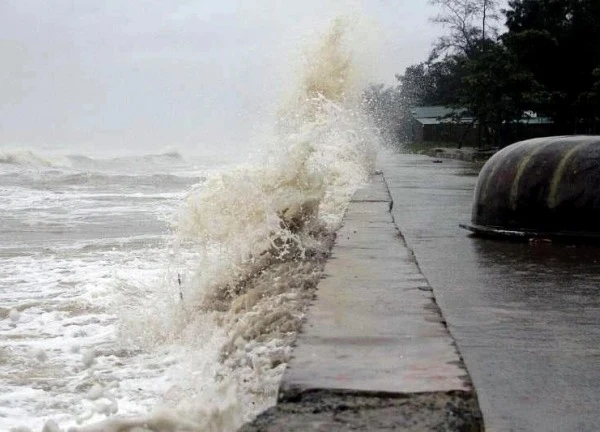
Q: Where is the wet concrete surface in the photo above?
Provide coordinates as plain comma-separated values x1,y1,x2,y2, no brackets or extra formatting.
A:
241,173,482,431
379,151,600,431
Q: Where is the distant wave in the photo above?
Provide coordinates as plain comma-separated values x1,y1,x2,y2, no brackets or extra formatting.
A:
71,150,182,162
0,148,187,172
66,151,186,171
158,150,183,159
53,172,204,189
0,149,60,167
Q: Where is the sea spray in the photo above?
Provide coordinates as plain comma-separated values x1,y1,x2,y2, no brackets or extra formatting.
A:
75,18,380,432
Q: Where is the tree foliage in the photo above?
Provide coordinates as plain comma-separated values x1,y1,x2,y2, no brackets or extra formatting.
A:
504,0,600,132
366,0,600,148
460,40,543,145
363,84,406,144
429,0,499,58
398,59,465,107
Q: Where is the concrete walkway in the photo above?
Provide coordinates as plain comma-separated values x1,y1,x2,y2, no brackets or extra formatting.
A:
380,151,600,432
241,174,482,431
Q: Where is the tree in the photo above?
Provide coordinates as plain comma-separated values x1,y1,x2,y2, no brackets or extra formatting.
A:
367,0,600,149
364,58,467,146
363,84,405,145
504,0,600,132
396,64,434,107
429,0,500,58
459,40,543,146
397,58,465,107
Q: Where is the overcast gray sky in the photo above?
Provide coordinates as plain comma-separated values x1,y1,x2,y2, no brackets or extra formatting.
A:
1,0,446,156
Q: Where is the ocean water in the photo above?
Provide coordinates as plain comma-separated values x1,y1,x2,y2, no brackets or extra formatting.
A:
1,20,379,432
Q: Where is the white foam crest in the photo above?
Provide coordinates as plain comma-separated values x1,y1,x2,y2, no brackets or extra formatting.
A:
65,152,191,175
0,148,193,176
0,148,65,168
80,17,380,432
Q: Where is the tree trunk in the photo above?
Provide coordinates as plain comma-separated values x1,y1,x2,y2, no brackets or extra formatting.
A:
482,0,487,44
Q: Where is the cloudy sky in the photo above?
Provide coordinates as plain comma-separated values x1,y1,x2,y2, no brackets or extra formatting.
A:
1,0,447,156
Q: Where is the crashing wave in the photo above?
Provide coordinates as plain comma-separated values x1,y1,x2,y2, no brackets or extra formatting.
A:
67,18,379,432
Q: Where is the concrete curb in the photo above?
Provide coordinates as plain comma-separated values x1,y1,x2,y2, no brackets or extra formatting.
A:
240,174,483,431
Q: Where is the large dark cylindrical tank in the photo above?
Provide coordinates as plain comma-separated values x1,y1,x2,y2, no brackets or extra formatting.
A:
461,136,600,240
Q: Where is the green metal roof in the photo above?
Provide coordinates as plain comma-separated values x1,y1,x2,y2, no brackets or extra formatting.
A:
411,106,472,125
411,106,553,125
410,106,466,119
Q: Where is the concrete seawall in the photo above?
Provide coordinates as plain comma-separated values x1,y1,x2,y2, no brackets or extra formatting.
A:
240,174,482,431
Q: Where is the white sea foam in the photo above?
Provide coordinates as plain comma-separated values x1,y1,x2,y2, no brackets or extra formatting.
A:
1,244,181,431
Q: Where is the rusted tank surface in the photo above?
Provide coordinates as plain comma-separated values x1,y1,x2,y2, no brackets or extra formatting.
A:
461,136,600,240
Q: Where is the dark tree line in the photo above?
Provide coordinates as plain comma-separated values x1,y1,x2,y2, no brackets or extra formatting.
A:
366,0,600,148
